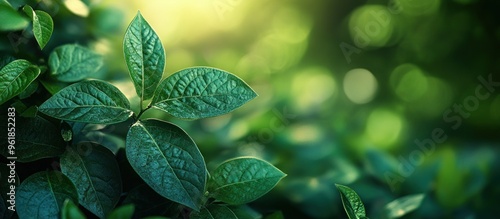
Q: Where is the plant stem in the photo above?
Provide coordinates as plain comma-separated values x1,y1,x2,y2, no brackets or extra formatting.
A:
136,105,152,120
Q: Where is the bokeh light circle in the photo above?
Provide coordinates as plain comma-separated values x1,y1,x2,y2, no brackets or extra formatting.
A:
343,68,378,104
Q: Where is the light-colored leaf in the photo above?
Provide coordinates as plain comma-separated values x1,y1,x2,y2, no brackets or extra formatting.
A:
151,67,257,119
63,0,89,17
209,157,286,205
106,204,134,219
335,184,367,219
61,143,122,218
39,80,133,124
384,194,425,219
23,6,54,49
0,59,40,105
123,11,165,101
0,5,29,31
126,119,206,210
61,199,86,219
17,171,79,219
48,44,103,82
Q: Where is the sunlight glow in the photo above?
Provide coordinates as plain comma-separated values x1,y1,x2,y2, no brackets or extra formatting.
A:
343,68,378,104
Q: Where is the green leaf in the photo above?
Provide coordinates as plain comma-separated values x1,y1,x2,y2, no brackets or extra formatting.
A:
18,80,38,99
191,205,259,219
0,5,29,31
0,0,12,7
151,67,257,119
0,59,40,105
123,11,165,101
39,80,133,124
0,56,15,70
126,119,206,210
208,157,286,205
383,194,425,219
23,6,53,49
40,79,70,95
0,116,66,162
335,184,367,219
106,204,134,219
61,199,86,219
62,0,90,17
264,211,285,219
61,143,122,218
17,171,79,219
48,44,103,82
22,5,34,19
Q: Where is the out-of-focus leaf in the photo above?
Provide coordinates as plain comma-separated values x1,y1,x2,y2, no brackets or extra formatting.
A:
61,199,86,219
0,5,29,31
436,149,467,208
383,194,425,218
106,204,134,219
63,0,89,17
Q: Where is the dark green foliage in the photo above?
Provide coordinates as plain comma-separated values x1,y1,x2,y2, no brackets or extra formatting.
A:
0,3,282,218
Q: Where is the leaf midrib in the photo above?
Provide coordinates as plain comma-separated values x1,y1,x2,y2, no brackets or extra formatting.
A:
75,150,105,216
138,123,195,208
213,175,283,192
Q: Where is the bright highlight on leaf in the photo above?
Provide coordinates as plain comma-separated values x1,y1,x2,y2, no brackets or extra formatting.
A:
23,5,54,49
49,44,104,82
151,67,258,119
0,5,29,31
126,119,206,210
208,157,286,205
335,184,368,219
61,143,122,218
61,199,86,219
384,194,425,219
17,171,79,219
124,11,165,101
39,80,133,124
63,0,90,17
0,59,40,105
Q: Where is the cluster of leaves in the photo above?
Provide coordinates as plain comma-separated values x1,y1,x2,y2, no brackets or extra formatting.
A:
1,2,285,218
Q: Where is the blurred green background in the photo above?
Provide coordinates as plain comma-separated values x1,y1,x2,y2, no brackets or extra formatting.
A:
4,0,500,218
